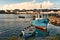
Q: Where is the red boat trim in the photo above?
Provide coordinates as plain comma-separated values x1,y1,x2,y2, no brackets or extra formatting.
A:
35,26,46,32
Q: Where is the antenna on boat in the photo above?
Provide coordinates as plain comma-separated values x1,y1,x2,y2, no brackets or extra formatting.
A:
39,4,42,18
36,3,42,19
40,3,42,18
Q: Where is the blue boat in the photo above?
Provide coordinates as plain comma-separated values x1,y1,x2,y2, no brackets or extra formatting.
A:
32,18,50,37
32,18,49,26
21,26,35,39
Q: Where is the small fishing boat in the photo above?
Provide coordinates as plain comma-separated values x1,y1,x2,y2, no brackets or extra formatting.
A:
18,16,25,18
32,18,50,37
21,26,35,39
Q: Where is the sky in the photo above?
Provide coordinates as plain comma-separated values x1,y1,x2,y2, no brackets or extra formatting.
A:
0,0,60,10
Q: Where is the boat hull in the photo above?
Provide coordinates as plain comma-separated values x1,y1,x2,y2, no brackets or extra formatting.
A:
22,26,35,38
32,18,50,37
24,32,35,38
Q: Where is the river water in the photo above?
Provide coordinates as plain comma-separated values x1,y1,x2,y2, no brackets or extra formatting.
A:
0,14,60,40
0,14,32,40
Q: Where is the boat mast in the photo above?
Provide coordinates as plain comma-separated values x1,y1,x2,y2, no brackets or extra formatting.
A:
40,4,42,18
38,4,42,18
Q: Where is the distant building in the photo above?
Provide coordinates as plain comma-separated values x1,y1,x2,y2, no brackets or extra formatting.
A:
0,9,60,15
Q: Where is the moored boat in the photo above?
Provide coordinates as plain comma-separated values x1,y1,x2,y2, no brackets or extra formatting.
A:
32,18,50,37
21,26,35,39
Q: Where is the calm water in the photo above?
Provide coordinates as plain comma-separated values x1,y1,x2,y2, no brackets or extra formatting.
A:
0,14,32,40
0,14,60,40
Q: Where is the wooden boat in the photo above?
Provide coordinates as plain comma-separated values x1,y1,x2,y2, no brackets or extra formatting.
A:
21,26,35,39
18,16,25,18
32,18,50,37
51,18,60,26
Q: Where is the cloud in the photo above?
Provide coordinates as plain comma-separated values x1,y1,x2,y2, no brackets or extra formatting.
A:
42,1,54,8
0,1,54,10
